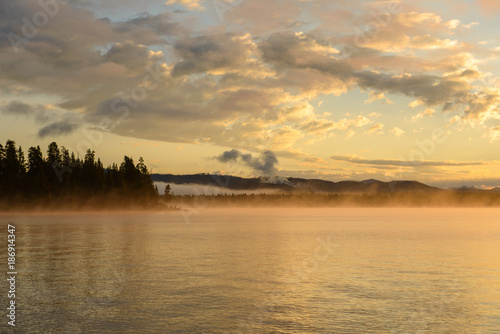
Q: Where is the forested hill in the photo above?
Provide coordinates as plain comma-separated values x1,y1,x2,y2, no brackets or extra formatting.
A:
151,174,440,193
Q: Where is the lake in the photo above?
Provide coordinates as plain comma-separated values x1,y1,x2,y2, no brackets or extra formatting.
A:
1,208,500,333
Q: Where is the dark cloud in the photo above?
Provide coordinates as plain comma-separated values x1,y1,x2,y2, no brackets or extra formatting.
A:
123,13,179,35
215,149,279,175
217,149,241,163
1,101,54,123
354,70,471,108
2,101,42,116
171,33,249,77
103,41,155,70
38,121,80,138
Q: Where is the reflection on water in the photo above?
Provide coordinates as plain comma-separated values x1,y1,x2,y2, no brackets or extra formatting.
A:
1,208,500,333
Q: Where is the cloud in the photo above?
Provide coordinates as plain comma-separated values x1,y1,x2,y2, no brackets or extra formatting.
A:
171,33,252,77
327,115,372,131
331,155,487,167
259,30,499,126
365,91,392,104
217,149,241,163
345,10,472,53
103,41,159,71
2,101,45,116
1,0,500,160
124,12,180,35
366,123,385,135
390,127,405,137
215,149,279,175
165,0,204,11
1,101,59,124
38,122,80,138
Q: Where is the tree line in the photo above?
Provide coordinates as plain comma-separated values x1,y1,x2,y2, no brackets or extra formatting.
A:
168,191,500,207
0,139,158,209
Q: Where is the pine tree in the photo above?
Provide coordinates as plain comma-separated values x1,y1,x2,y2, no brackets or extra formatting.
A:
120,156,139,193
0,144,5,193
47,142,62,165
3,140,24,196
164,184,172,203
82,149,97,194
27,146,50,198
17,147,26,174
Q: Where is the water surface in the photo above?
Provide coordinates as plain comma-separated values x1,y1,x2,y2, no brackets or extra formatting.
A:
1,208,499,333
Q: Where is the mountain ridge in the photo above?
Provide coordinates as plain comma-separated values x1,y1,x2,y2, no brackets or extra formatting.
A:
151,174,441,193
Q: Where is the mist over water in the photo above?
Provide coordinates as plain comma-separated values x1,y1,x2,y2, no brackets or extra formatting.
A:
154,181,282,195
1,208,500,333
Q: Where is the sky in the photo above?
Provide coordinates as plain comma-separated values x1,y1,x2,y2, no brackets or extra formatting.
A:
1,0,500,188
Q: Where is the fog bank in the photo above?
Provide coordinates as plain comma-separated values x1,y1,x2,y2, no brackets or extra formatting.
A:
154,182,282,196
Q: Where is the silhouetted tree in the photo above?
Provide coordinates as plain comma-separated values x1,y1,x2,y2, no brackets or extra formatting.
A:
105,163,123,192
61,147,70,166
136,157,148,175
2,140,24,196
164,184,172,203
0,139,161,208
27,146,50,198
18,147,26,174
28,146,45,172
120,156,139,193
47,142,61,164
0,144,5,194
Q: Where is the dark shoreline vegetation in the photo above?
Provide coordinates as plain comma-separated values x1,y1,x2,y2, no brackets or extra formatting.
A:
0,139,166,211
167,192,500,208
1,139,500,211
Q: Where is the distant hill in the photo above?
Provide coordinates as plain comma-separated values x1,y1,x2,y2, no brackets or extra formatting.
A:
151,174,440,193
